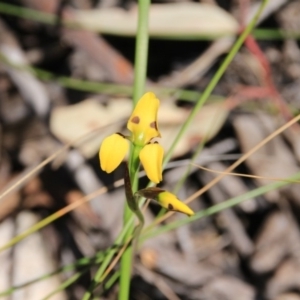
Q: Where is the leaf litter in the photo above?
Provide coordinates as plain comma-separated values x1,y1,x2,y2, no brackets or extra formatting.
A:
0,0,300,299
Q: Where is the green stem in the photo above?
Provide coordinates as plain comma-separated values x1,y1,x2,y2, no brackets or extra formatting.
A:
132,0,150,105
119,178,136,300
118,148,142,300
82,219,134,300
119,1,150,300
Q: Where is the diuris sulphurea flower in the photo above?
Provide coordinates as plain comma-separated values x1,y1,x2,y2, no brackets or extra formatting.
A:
99,92,164,183
99,93,195,217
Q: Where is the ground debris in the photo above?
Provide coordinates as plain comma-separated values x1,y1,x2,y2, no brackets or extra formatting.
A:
0,0,300,299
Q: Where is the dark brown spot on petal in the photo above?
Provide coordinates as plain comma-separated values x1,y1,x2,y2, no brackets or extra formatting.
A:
150,121,157,130
168,203,174,210
131,116,140,124
116,132,125,138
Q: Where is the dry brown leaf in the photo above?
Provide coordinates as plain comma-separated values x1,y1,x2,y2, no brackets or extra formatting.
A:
12,211,66,300
0,174,21,222
0,218,14,298
250,212,290,273
50,99,131,158
206,162,257,212
66,190,101,229
21,0,134,84
202,275,255,300
160,102,229,157
135,264,182,300
267,259,300,299
233,113,300,203
201,169,254,257
23,177,42,195
142,246,220,286
275,293,300,300
74,3,238,38
0,20,50,118
161,38,234,88
23,192,53,209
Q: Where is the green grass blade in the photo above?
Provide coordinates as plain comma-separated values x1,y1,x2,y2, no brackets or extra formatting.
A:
162,0,269,168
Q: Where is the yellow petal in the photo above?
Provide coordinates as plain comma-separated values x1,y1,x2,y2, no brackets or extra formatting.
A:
157,191,194,216
99,133,129,173
127,92,161,145
139,143,163,183
136,187,194,216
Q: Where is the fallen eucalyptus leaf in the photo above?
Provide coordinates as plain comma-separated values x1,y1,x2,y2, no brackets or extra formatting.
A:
159,102,229,157
74,3,239,39
50,99,131,158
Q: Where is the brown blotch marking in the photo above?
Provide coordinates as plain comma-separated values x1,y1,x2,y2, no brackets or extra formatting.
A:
116,132,125,138
150,121,157,130
168,203,174,210
131,116,140,124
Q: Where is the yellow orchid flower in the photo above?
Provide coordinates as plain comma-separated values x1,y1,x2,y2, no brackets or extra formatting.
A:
99,133,129,173
137,187,194,216
99,92,163,183
127,92,161,146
